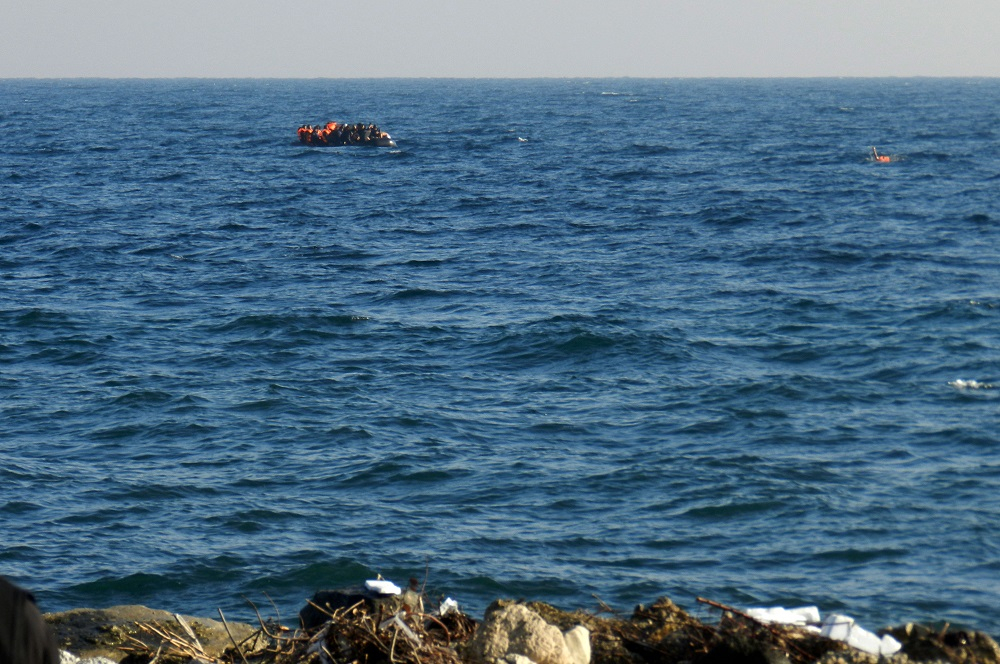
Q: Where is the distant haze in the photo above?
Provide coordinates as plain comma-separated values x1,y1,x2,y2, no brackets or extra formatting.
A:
3,0,999,78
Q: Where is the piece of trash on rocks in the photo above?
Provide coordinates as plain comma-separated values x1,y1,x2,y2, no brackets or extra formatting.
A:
438,597,460,616
379,610,422,645
400,577,425,613
306,624,331,664
820,613,902,656
365,578,402,595
563,624,592,664
743,604,902,656
745,605,820,627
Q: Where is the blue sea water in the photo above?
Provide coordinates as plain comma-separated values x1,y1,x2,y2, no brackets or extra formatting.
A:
1,78,999,636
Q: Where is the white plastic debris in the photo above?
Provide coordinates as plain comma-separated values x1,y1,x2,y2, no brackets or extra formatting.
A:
564,625,592,664
745,606,901,657
880,634,903,656
820,614,853,641
365,578,402,595
379,611,422,645
820,614,901,656
745,606,820,626
438,597,460,616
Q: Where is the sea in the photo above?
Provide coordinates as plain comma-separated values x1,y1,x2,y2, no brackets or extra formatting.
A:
2,78,999,637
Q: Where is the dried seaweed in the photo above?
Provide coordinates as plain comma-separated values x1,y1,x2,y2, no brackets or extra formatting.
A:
119,598,474,664
112,592,1000,664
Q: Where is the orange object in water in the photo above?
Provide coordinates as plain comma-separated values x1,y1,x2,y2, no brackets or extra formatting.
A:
871,147,891,163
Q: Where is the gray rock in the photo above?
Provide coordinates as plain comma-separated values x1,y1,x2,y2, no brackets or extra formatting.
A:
44,605,257,663
468,601,578,664
505,654,538,664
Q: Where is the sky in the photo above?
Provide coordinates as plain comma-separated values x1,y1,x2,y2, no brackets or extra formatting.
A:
3,0,998,78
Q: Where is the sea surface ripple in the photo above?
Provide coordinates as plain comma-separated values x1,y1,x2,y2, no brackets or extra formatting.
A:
1,78,999,635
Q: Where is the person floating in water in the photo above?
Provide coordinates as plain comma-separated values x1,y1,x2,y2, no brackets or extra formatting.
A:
871,146,891,163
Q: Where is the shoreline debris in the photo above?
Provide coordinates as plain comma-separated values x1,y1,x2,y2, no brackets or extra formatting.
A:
46,579,1000,664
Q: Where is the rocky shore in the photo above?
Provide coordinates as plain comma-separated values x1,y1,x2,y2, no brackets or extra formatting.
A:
45,585,1000,664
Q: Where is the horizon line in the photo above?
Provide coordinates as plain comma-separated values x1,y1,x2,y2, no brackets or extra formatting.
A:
3,75,999,81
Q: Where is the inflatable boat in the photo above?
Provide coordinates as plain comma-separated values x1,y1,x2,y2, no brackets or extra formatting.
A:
298,122,397,148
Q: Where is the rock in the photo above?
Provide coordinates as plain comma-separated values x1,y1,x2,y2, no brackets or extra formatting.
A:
520,602,638,664
44,605,256,663
59,653,116,664
469,601,579,664
884,622,1000,664
506,655,538,664
696,632,791,664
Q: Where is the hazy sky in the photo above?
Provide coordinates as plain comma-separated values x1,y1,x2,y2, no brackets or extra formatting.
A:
3,0,998,78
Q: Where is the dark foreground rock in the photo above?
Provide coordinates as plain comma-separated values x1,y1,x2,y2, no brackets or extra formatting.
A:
299,584,421,631
885,623,1000,664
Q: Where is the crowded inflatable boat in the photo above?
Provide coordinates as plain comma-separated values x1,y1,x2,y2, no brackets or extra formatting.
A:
297,122,396,147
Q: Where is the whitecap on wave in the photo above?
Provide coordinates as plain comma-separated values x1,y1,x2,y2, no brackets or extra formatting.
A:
949,379,995,390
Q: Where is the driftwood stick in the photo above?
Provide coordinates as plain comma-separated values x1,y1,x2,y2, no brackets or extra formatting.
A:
173,613,207,655
262,590,283,625
135,620,217,663
218,608,250,664
696,597,815,663
244,596,295,642
421,612,452,645
591,594,620,616
696,597,760,622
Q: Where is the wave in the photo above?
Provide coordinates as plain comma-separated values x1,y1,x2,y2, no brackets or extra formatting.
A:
6,78,1000,637
682,500,785,519
813,547,908,564
210,313,372,334
948,378,995,390
385,288,462,301
629,143,677,156
0,501,42,515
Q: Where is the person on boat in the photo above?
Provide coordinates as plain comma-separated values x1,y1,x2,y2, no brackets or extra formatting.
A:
298,121,389,146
